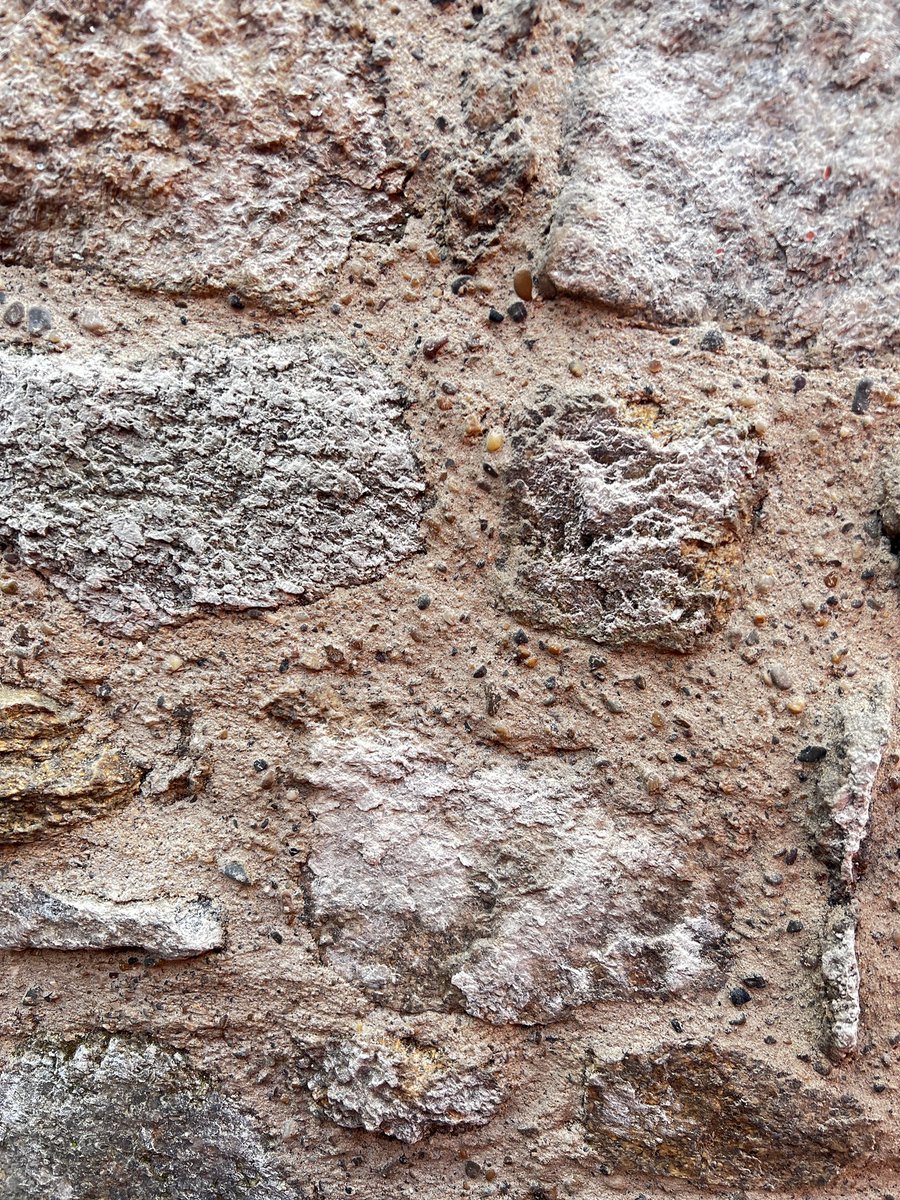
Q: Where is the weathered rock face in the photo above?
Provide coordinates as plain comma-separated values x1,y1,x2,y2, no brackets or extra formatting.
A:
583,1042,878,1189
0,1,896,1196
301,731,726,1023
0,0,414,307
498,394,761,649
809,679,894,893
821,903,861,1062
441,0,540,266
803,680,893,1060
0,885,223,958
306,1029,503,1143
0,1037,293,1200
543,0,900,352
0,685,138,843
0,338,423,633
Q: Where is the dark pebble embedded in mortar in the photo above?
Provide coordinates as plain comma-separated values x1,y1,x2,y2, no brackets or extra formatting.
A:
700,328,725,352
222,861,250,885
26,306,51,335
742,975,767,989
417,594,431,610
507,301,527,322
488,307,504,323
423,336,448,360
730,986,752,1006
787,919,804,933
852,378,873,414
4,302,23,328
798,745,827,763
228,293,245,310
451,276,474,295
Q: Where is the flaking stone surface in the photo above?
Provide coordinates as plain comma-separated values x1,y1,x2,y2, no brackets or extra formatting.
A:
498,392,762,649
306,1029,504,1143
543,0,900,352
0,884,224,959
0,1,898,1197
0,1036,293,1200
0,0,415,307
0,338,423,634
584,1041,878,1189
301,730,726,1024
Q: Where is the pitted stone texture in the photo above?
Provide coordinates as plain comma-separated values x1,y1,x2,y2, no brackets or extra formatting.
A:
306,1030,503,1143
0,885,223,959
0,686,139,844
0,1036,293,1200
0,0,413,306
584,1042,877,1188
301,732,726,1024
544,1,900,352
0,339,423,634
821,903,861,1062
442,0,540,266
809,677,894,894
499,395,760,650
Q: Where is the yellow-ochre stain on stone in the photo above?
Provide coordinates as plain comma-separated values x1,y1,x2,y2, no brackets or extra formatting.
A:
0,685,139,843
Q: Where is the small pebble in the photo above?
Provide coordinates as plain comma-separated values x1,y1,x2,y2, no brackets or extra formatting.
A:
601,693,623,714
763,872,783,886
79,310,111,335
787,919,804,933
507,301,527,322
485,429,504,452
852,378,873,414
228,293,245,310
3,302,24,327
473,665,487,679
797,745,827,763
513,268,533,301
568,360,584,378
423,335,448,360
451,276,473,295
792,375,807,393
162,653,184,673
767,662,793,691
784,847,798,865
700,328,725,352
730,986,752,1006
742,974,767,989
488,307,504,323
222,861,250,885
416,594,431,610
26,306,51,335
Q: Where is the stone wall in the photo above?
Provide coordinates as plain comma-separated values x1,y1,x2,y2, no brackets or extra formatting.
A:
0,1,898,1197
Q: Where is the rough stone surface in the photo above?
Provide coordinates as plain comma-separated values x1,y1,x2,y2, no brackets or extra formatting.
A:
0,884,223,958
0,0,416,307
543,0,900,352
0,338,423,633
584,1042,878,1188
809,679,894,893
301,731,726,1023
306,1029,503,1143
0,685,138,843
821,902,861,1062
0,1036,293,1199
0,3,897,1197
498,393,761,649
